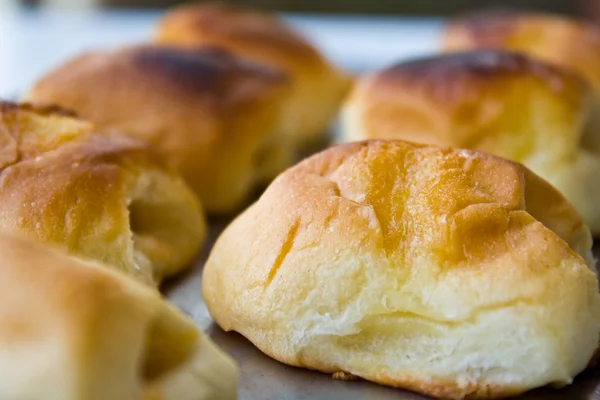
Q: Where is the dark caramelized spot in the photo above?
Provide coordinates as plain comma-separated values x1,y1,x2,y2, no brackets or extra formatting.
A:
380,50,583,95
130,45,287,98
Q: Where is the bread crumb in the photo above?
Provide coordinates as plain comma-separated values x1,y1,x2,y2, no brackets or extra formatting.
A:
332,371,358,381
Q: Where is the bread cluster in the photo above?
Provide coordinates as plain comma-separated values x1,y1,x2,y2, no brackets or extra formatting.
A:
0,102,237,398
6,2,353,396
198,6,600,400
7,3,600,400
204,140,600,399
26,2,351,213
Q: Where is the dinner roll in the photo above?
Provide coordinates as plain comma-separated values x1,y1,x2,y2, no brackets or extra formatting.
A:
0,102,205,286
442,9,600,91
25,45,291,214
341,51,600,235
0,232,237,400
203,140,600,399
155,2,352,149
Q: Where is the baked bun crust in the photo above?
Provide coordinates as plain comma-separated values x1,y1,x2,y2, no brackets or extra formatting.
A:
442,9,600,91
25,46,291,214
155,2,352,148
0,232,237,400
203,140,599,399
0,102,205,285
341,51,600,235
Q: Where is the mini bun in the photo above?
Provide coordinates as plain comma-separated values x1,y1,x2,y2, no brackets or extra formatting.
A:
0,102,205,285
0,232,237,399
203,140,599,399
155,2,352,148
341,51,600,235
442,9,600,91
25,45,291,214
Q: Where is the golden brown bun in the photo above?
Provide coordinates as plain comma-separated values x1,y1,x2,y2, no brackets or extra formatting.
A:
25,45,291,214
442,9,600,91
341,51,600,235
203,140,600,400
0,231,237,400
0,102,205,285
155,2,352,147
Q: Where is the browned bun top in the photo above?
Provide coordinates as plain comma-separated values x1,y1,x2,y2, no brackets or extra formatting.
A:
442,9,600,90
375,50,585,103
27,45,288,119
25,45,292,213
343,50,588,146
156,2,322,65
0,102,205,285
121,45,287,104
0,100,159,166
155,2,352,145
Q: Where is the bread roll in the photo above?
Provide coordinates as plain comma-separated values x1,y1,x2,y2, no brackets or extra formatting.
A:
0,231,237,400
442,9,600,91
25,46,291,214
341,51,600,235
203,140,600,399
155,2,352,149
0,102,205,286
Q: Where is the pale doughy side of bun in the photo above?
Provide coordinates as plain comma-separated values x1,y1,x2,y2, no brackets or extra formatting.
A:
341,51,600,235
25,46,292,214
0,102,206,285
0,232,237,400
155,2,352,147
203,140,600,400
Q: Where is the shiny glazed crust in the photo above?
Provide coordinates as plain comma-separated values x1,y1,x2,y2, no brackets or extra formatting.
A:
25,45,292,214
155,2,352,146
203,140,600,399
0,232,237,400
0,102,206,285
341,51,600,235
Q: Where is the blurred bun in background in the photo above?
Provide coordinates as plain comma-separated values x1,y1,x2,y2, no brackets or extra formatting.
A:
25,45,293,214
442,9,600,92
155,2,353,151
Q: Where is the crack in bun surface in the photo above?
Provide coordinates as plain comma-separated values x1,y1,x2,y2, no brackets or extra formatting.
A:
203,140,599,399
0,102,205,285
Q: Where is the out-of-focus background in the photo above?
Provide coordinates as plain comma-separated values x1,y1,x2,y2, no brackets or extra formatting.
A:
6,0,595,15
1,0,598,98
